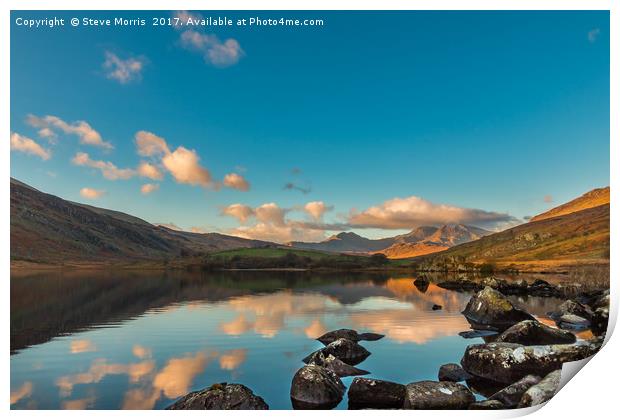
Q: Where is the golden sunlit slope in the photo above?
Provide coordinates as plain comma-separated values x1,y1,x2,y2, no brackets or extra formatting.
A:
531,187,609,222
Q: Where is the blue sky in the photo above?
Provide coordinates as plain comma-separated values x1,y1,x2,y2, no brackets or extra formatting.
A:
10,11,609,242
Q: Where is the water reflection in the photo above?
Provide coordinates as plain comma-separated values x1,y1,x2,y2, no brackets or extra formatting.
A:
11,270,571,409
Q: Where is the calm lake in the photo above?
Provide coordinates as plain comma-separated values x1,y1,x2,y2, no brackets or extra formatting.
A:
10,270,585,409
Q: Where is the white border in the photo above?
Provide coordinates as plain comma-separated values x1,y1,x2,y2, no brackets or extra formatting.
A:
3,1,617,419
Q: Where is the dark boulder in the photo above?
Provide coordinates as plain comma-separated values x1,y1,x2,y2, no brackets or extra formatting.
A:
488,374,541,408
438,363,472,382
469,399,505,410
591,289,610,310
459,329,499,339
461,287,536,331
496,320,576,345
465,376,507,398
167,383,268,410
528,279,562,297
290,365,345,409
303,338,371,366
432,304,442,311
461,341,600,384
518,370,561,407
308,353,370,378
413,275,430,293
357,332,385,341
591,307,609,337
500,279,529,295
403,381,475,409
347,378,406,409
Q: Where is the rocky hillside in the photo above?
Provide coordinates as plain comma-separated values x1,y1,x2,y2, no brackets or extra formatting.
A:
289,224,491,257
531,187,609,222
10,178,273,264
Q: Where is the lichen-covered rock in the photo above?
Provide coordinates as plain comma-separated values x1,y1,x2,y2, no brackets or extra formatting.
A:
488,375,541,408
316,329,384,344
167,383,269,410
460,341,600,384
438,363,472,382
307,353,370,377
461,287,536,331
347,377,406,409
496,320,576,345
468,399,505,410
518,370,561,408
303,338,371,366
290,365,345,409
403,381,475,409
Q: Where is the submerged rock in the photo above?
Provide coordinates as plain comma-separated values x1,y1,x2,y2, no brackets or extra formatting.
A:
316,329,384,345
167,383,269,410
290,365,345,409
403,381,475,409
347,377,406,409
518,370,561,407
308,353,370,378
461,341,600,384
461,287,536,331
438,363,472,382
303,338,371,366
469,399,505,410
496,320,576,345
459,329,499,339
488,374,541,408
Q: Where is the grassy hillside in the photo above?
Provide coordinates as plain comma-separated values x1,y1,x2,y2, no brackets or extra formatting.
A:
531,186,609,222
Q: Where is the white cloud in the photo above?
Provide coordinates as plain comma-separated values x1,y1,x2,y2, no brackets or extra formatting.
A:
588,28,600,43
72,152,136,180
161,146,212,187
230,222,325,244
304,201,332,220
180,29,244,67
135,131,170,157
137,162,164,180
255,203,286,226
26,114,113,149
80,187,105,199
347,196,518,230
103,51,146,84
223,172,250,191
140,183,159,195
222,204,254,223
10,132,51,160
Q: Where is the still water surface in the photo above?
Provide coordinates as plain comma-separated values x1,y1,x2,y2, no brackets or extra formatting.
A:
11,270,572,409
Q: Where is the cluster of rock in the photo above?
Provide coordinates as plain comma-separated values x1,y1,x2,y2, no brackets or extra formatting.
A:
437,276,565,297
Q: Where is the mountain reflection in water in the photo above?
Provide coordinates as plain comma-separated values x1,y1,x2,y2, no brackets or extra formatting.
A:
11,270,570,409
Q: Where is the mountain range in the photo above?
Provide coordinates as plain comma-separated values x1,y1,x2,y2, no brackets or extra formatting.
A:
288,224,492,258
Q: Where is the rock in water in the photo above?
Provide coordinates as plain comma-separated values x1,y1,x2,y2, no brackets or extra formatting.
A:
403,381,475,409
290,365,345,409
461,341,600,384
465,376,507,398
459,330,499,339
303,338,371,366
461,287,536,331
167,383,269,410
316,329,359,344
357,332,385,341
347,378,406,409
528,279,562,297
496,320,576,345
437,278,482,292
308,353,370,378
488,375,541,408
438,363,472,382
432,304,442,310
316,329,384,344
469,400,505,410
518,370,562,407
557,314,590,330
549,299,594,321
